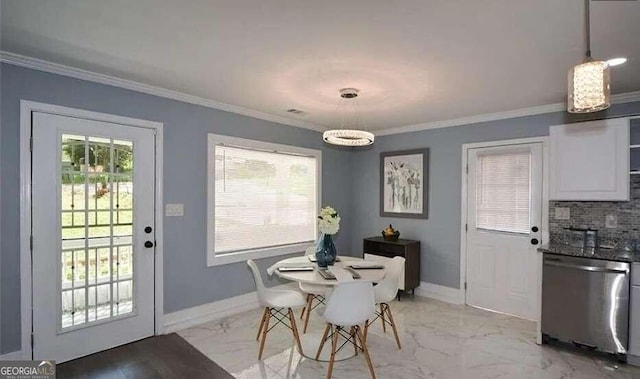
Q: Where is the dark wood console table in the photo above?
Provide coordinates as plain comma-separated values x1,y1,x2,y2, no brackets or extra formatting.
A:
362,236,420,295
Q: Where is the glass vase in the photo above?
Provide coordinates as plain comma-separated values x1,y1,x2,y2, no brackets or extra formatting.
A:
315,233,337,268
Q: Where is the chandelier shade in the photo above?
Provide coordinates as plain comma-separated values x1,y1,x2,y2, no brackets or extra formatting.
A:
322,129,375,146
567,0,612,114
568,60,610,113
323,88,374,147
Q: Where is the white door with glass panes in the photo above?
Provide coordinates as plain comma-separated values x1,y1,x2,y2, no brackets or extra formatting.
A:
466,143,542,320
31,112,156,362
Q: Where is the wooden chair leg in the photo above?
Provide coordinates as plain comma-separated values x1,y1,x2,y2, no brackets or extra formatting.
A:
300,294,311,319
258,308,271,360
355,326,377,379
350,326,358,355
327,325,338,379
287,308,304,355
303,295,314,334
315,323,331,360
256,307,268,341
380,303,386,333
384,303,401,350
363,319,369,346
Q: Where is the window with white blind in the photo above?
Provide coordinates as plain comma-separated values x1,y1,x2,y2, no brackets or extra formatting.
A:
207,134,320,266
475,150,531,234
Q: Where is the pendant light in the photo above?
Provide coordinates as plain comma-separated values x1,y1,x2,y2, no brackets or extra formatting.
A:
567,0,610,113
322,88,374,146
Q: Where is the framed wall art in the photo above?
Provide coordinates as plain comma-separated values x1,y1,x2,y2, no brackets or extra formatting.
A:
380,148,429,219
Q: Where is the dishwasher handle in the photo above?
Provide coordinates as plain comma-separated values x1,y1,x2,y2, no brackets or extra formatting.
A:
544,259,629,274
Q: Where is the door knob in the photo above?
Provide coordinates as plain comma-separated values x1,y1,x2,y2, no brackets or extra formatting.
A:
144,226,153,234
531,226,539,233
531,238,539,245
144,241,154,248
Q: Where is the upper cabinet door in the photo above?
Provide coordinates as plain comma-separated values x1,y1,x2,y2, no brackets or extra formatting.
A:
550,118,629,201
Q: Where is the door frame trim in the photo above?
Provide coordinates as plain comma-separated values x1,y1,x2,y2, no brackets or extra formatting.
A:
19,100,165,359
460,136,549,342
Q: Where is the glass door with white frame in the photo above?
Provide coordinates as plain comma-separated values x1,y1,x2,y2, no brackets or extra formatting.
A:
31,112,156,363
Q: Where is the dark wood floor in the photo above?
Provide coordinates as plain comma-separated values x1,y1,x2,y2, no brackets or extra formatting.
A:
56,333,234,379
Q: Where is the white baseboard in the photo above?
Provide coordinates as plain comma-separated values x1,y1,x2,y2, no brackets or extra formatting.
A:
0,350,27,361
163,292,259,334
414,281,464,305
163,284,295,333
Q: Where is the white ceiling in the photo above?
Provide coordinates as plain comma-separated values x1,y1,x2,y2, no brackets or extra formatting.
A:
2,0,639,132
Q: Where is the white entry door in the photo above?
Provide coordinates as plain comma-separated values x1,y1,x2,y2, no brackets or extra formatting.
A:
31,112,156,362
466,142,543,320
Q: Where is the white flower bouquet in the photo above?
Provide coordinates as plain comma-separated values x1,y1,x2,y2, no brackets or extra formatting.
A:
318,206,340,235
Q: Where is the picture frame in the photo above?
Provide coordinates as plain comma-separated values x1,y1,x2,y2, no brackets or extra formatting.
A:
380,148,429,219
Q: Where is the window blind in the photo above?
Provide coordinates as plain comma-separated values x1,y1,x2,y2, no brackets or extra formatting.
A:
475,151,531,234
214,145,317,254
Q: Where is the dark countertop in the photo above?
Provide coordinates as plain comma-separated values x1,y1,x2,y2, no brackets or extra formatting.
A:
538,243,640,263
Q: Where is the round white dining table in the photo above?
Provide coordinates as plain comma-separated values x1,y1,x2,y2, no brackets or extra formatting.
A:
273,255,387,285
271,255,386,362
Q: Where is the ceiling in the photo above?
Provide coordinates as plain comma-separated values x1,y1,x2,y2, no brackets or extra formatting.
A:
1,0,639,132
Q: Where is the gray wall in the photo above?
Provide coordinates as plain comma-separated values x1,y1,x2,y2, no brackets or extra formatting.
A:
350,102,640,289
0,63,353,354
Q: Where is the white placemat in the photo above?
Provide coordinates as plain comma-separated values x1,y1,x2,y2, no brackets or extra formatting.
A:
348,260,385,268
266,256,311,276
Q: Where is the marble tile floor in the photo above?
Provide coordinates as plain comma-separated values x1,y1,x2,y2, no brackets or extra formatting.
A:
179,296,640,379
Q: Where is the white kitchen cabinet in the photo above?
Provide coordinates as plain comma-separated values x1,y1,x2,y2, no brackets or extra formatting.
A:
549,118,629,201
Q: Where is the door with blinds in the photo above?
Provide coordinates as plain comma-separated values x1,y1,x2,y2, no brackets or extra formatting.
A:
466,143,542,320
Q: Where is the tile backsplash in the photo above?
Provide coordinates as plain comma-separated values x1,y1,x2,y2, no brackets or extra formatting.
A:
549,174,640,247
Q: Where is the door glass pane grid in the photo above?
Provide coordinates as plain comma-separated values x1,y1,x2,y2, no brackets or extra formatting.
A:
475,151,531,234
60,134,135,330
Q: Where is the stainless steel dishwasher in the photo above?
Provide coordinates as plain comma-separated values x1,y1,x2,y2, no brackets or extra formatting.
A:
541,254,630,358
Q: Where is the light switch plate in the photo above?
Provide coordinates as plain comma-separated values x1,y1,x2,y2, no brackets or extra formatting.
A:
165,203,184,217
605,214,618,229
554,207,570,220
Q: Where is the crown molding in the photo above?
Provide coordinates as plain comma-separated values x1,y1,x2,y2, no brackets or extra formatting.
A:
3,51,639,137
375,90,640,136
613,90,640,104
0,51,327,133
374,103,562,136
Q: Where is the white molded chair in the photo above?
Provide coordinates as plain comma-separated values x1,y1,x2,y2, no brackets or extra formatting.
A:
364,256,405,349
315,281,376,379
299,246,330,333
247,259,306,360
